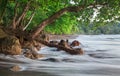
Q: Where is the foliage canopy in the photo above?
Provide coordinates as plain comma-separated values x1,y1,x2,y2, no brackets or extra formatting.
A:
0,0,120,34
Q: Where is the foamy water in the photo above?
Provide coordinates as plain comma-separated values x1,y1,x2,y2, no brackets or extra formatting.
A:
1,35,120,76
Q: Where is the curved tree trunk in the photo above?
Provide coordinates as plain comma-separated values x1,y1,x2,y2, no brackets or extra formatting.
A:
30,5,85,39
30,3,106,39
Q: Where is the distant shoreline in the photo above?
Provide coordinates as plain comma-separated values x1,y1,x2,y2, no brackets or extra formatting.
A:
49,34,78,40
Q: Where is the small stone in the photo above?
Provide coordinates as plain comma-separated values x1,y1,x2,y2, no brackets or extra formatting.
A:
10,65,21,72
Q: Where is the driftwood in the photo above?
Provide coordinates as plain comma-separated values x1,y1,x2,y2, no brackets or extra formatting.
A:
35,39,84,55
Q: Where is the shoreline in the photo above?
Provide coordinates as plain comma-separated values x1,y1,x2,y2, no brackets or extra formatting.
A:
49,34,78,40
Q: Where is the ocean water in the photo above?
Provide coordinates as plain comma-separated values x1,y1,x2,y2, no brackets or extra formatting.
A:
1,35,120,76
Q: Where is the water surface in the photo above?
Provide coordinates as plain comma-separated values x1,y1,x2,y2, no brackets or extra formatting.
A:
1,35,120,76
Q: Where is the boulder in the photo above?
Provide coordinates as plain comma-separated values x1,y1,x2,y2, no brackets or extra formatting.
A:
22,40,41,51
23,47,43,59
0,36,22,55
70,40,81,47
10,65,21,72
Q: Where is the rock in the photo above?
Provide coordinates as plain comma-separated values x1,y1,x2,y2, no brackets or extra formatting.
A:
24,48,44,59
10,65,21,72
32,40,41,51
74,48,84,55
0,36,22,55
70,40,81,47
49,40,58,45
22,40,41,51
42,58,60,62
58,39,70,48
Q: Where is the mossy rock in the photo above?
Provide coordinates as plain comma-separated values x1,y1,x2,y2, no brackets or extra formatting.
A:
0,36,22,55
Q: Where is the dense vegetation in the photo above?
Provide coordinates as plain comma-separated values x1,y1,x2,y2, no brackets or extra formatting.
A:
78,23,120,34
0,0,120,35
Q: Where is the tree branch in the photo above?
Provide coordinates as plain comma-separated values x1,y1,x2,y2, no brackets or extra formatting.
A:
23,12,35,31
15,0,31,27
12,1,19,29
30,3,107,39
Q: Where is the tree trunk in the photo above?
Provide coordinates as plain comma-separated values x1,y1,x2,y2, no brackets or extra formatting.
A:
15,0,31,28
30,3,106,39
12,2,19,29
30,5,85,39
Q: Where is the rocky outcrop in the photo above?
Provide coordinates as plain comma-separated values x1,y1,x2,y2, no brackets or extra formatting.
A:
23,46,43,59
22,40,41,51
57,39,84,55
0,36,22,55
0,28,22,55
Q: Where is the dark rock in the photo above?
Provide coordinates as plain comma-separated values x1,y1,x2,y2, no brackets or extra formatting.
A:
70,40,81,47
50,41,58,45
57,39,84,55
58,39,71,48
41,58,60,62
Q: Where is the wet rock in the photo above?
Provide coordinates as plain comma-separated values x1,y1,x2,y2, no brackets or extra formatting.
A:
23,40,41,51
88,53,118,59
41,58,60,62
32,40,41,51
24,47,43,59
58,39,71,48
50,40,58,45
0,36,22,55
70,40,81,47
57,39,84,55
62,58,75,62
74,48,84,55
10,65,21,72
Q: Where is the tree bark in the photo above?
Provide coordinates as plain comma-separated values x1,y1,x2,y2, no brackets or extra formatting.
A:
12,1,19,29
30,5,85,39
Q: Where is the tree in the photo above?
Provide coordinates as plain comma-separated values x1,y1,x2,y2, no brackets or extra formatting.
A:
0,0,120,55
